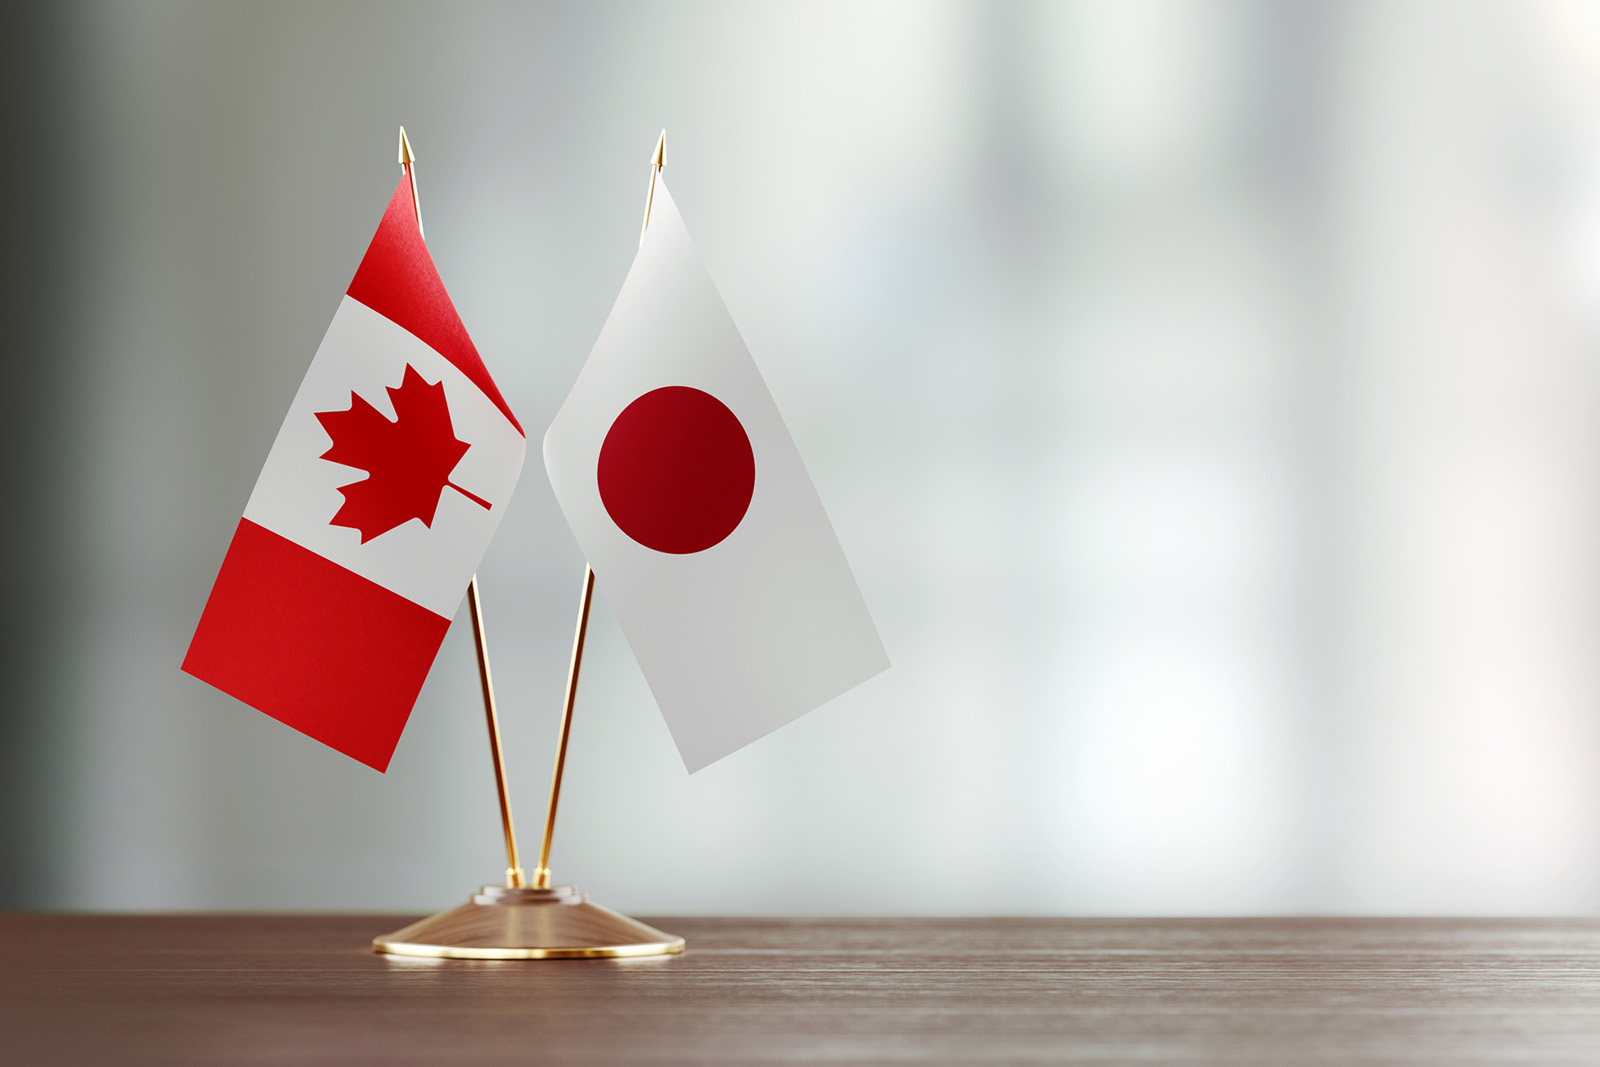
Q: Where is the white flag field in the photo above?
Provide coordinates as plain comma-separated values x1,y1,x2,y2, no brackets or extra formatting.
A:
543,177,888,772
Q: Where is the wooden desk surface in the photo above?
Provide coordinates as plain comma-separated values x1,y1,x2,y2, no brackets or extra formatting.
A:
5,914,1600,1065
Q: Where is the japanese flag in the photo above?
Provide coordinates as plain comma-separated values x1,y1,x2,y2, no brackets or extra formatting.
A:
183,175,526,771
543,177,888,772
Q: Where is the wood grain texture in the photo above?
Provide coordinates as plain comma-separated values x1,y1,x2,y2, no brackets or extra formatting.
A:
5,915,1600,1065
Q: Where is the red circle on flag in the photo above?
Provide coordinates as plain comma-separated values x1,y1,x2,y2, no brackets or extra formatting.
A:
598,386,756,554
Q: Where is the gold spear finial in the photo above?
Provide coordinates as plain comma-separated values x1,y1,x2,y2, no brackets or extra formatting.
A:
640,130,666,245
397,126,423,239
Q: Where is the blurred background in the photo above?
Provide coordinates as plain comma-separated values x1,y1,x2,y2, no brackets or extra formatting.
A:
5,0,1600,915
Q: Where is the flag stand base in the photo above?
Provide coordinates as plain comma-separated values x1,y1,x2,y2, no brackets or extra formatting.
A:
371,884,685,960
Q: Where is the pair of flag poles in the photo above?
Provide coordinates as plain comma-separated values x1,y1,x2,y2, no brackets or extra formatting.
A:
467,561,594,895
372,129,683,959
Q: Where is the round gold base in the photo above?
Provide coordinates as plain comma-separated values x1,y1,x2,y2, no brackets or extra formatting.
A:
372,884,685,960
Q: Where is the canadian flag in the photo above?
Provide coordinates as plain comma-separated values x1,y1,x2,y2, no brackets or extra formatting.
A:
183,175,526,771
543,176,888,772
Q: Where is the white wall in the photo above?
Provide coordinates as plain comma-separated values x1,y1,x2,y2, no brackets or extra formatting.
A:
41,0,1600,914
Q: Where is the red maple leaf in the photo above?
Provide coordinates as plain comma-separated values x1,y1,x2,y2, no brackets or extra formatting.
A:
314,364,491,544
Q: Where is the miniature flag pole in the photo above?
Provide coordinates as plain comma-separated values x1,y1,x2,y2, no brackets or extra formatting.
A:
401,126,527,890
371,129,679,959
467,580,527,888
532,131,665,889
533,564,594,888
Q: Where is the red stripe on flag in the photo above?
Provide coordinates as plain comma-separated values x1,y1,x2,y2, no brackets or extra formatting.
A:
345,176,523,436
182,518,452,772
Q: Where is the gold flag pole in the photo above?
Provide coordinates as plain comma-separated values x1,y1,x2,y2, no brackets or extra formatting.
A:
531,129,666,889
399,126,526,890
533,565,594,887
467,580,527,888
373,130,682,960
